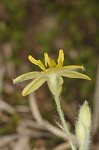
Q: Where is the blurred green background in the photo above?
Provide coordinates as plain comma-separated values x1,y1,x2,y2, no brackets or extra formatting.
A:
0,0,99,150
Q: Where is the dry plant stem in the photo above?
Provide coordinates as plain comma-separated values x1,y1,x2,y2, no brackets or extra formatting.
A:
53,142,71,150
93,63,99,133
29,93,76,140
54,95,76,150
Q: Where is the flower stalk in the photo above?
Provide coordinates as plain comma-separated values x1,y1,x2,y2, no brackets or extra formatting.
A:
54,95,76,150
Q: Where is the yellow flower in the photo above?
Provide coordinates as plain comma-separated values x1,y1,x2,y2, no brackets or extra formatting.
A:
13,50,91,96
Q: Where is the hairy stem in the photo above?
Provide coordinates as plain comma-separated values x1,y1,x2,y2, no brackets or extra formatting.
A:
54,95,76,150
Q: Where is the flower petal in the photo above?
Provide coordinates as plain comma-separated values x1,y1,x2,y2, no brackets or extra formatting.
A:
13,71,42,84
22,77,46,96
57,49,64,67
28,55,46,71
61,71,91,81
61,65,85,71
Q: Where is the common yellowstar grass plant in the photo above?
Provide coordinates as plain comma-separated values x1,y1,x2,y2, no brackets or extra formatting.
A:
13,50,91,150
13,50,91,96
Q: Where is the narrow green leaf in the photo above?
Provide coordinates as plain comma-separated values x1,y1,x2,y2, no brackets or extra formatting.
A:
22,77,46,96
13,71,41,84
61,71,91,81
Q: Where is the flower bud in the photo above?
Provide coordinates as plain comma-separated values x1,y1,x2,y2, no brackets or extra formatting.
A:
79,100,91,129
76,121,86,146
75,101,91,149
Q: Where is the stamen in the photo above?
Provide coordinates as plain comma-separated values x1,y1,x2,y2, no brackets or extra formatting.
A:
28,55,46,71
57,50,64,67
28,55,38,65
44,53,56,67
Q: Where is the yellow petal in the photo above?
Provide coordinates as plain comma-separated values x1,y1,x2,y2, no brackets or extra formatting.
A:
61,71,91,81
28,55,46,71
22,77,46,96
61,65,85,71
57,49,64,67
13,71,41,84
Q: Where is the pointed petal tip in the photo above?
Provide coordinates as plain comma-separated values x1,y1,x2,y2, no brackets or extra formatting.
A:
22,91,26,96
82,74,91,81
84,100,88,105
83,76,91,81
82,65,85,70
12,79,16,84
12,79,14,83
22,88,29,96
21,77,46,97
22,87,30,96
88,77,91,81
86,75,91,81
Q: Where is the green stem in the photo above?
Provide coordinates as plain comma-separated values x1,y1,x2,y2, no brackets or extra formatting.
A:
54,95,76,150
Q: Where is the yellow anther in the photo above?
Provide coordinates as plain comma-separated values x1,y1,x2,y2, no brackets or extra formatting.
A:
37,60,46,71
57,50,64,67
44,53,49,67
50,59,56,67
44,52,56,67
28,55,46,71
28,55,38,65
